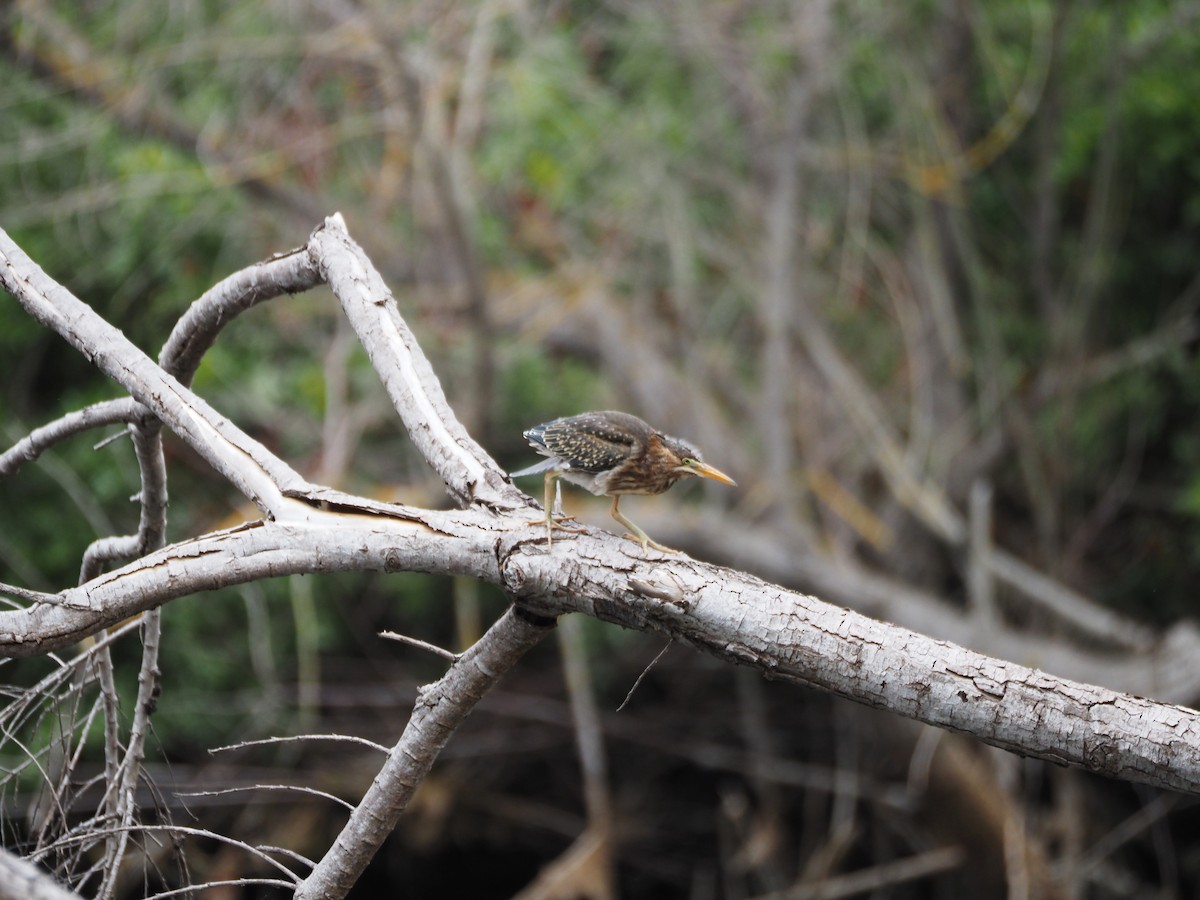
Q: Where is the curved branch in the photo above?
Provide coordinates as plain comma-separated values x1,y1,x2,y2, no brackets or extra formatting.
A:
1,217,527,518
0,400,137,477
158,246,321,386
0,501,511,656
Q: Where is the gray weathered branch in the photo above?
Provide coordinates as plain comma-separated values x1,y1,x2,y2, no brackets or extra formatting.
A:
1,507,1198,798
0,846,82,900
294,605,555,899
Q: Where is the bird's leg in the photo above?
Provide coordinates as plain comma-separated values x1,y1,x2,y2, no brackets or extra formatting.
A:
610,496,676,556
532,471,583,548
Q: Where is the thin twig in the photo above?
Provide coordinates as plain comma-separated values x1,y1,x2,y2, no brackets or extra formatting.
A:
144,879,298,900
379,630,459,662
176,784,355,814
616,641,672,713
252,845,318,870
210,733,389,755
92,427,131,451
28,824,303,885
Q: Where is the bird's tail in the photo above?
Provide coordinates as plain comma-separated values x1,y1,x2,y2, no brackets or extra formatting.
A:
510,458,560,478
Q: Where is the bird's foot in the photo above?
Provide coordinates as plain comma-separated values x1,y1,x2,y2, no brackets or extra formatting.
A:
623,533,678,556
527,514,585,532
529,514,585,549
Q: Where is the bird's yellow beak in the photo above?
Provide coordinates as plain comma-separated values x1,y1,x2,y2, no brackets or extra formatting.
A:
682,460,737,486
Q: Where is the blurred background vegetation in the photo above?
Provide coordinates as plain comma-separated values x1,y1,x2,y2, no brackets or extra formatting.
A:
1,0,1199,897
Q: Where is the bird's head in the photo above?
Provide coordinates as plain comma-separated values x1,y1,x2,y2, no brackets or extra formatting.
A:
662,436,737,486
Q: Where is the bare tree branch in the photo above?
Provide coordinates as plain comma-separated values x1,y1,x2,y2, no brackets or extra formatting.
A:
3,218,1200,900
0,402,136,477
308,217,523,511
294,605,555,899
157,247,322,387
0,229,305,514
500,542,1200,796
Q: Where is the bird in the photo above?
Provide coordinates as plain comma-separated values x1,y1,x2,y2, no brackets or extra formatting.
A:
511,410,736,554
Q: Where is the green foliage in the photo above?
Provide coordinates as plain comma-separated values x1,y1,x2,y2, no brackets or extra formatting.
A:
499,350,606,432
0,74,252,358
480,30,611,211
477,12,744,272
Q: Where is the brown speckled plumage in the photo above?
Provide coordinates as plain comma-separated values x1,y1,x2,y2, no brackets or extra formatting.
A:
519,411,701,495
512,410,735,554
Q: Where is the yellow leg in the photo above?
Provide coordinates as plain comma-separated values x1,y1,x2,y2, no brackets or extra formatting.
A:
531,471,583,548
611,496,676,556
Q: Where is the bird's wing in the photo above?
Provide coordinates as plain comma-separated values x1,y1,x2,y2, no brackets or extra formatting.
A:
536,412,648,474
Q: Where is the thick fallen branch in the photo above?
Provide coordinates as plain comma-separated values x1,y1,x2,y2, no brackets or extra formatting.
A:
1,490,1198,797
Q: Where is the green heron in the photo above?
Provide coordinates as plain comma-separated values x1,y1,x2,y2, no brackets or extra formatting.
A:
512,410,736,554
